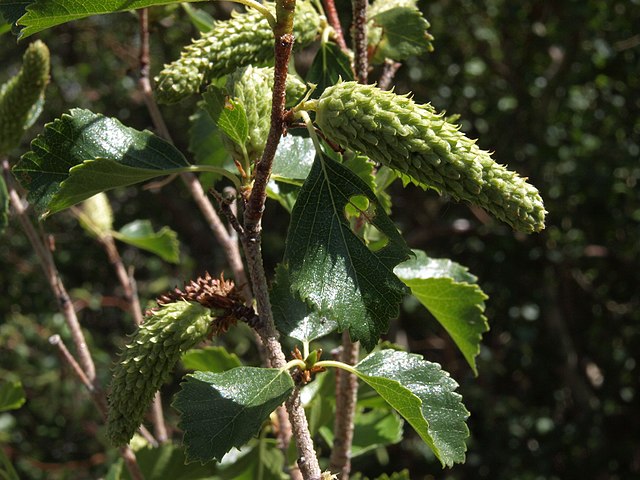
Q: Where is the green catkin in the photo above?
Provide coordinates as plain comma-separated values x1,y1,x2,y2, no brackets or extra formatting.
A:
315,81,546,233
0,41,50,155
107,302,214,446
222,66,307,162
155,1,320,104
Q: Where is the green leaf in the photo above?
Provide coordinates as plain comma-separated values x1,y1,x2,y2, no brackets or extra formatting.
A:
271,135,316,184
202,86,248,151
306,41,354,99
271,264,338,342
0,175,8,233
284,154,411,350
320,408,403,457
112,219,180,263
0,380,26,412
181,3,214,33
394,250,489,375
354,349,469,467
369,7,434,64
8,0,209,38
0,1,30,32
12,109,189,216
174,368,294,463
181,346,242,373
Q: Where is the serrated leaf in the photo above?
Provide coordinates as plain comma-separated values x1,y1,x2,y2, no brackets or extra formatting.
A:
202,86,248,150
0,380,26,412
354,349,469,467
12,109,189,216
174,368,294,463
8,0,210,38
112,219,180,263
271,135,316,184
181,346,242,373
306,41,354,99
284,155,411,350
394,250,489,375
271,264,338,342
370,7,434,64
0,175,8,233
320,408,403,457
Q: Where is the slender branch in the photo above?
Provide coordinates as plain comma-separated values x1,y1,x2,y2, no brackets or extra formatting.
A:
3,159,96,383
136,9,252,303
329,333,359,479
101,235,144,326
351,0,368,84
322,0,348,52
378,59,401,91
239,2,322,477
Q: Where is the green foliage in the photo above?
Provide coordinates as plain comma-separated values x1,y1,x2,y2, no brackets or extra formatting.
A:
0,380,26,412
181,346,242,373
354,349,469,467
283,154,411,350
173,368,294,463
113,220,180,263
306,41,354,98
12,109,189,216
394,249,489,374
3,0,211,38
368,4,434,64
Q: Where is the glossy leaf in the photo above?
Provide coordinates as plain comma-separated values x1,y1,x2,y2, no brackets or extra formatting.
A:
12,109,189,216
284,155,411,350
271,264,338,342
0,380,26,412
7,0,209,38
181,346,242,373
0,175,8,233
174,368,294,463
113,220,180,263
394,250,489,375
306,41,354,99
354,349,469,467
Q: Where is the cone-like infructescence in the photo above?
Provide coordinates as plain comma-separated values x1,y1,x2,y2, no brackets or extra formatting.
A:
107,302,213,446
315,82,546,232
222,66,307,162
0,41,50,155
155,1,320,104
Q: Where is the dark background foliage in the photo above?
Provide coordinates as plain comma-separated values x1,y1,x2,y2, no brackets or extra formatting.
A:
1,1,638,478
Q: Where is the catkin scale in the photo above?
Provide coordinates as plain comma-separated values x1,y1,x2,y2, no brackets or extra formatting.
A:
315,82,546,233
0,41,50,155
107,302,214,446
155,1,320,104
